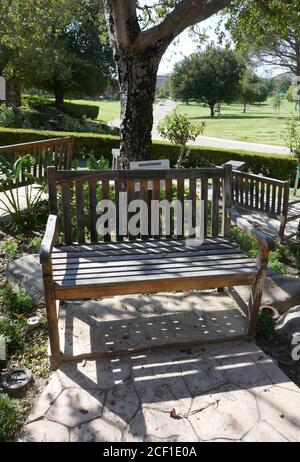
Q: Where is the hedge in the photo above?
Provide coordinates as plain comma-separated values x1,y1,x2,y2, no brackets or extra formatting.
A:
61,101,100,120
0,127,296,183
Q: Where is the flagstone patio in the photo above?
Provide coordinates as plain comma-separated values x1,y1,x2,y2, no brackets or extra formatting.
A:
19,340,300,442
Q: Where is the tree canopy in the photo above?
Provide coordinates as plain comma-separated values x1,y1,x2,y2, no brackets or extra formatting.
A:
0,0,115,107
225,0,300,76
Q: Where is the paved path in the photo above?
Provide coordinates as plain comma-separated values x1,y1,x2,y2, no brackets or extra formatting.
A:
18,290,300,442
20,340,300,442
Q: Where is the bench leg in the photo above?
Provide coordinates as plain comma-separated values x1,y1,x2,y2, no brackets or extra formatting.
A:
44,277,61,370
247,247,269,338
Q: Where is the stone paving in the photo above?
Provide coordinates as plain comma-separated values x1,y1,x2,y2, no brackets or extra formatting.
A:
20,340,300,442
59,292,246,360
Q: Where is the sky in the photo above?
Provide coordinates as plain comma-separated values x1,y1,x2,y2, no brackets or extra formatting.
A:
157,14,285,78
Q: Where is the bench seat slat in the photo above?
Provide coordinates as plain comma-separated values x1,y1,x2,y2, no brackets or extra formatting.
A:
52,237,234,254
52,252,251,271
53,259,257,280
51,238,258,291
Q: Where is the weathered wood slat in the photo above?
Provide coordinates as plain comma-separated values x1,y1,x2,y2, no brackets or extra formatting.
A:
52,248,244,266
61,183,72,244
165,178,173,238
201,178,208,238
54,272,257,300
54,266,258,287
88,181,98,243
53,258,257,278
152,178,161,239
52,237,233,253
102,179,111,242
75,181,85,244
211,178,220,237
189,178,197,238
176,178,185,238
52,254,254,272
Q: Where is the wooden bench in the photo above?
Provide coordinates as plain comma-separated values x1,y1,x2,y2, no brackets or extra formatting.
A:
232,170,291,242
0,137,73,192
40,165,275,368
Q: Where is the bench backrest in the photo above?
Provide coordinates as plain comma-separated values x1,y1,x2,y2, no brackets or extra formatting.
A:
0,136,73,192
48,165,232,245
232,170,290,219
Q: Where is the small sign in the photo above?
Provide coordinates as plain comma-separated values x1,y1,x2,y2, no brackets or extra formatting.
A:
0,76,6,101
130,159,170,191
130,159,170,170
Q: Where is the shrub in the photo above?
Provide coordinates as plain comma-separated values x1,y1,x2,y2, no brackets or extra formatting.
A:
0,241,18,261
0,128,296,182
21,95,51,110
26,236,43,253
0,316,25,352
158,111,205,167
0,394,23,442
256,311,276,339
62,101,99,120
0,284,33,315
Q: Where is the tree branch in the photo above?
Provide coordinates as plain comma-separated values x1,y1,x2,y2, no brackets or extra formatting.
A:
137,0,232,50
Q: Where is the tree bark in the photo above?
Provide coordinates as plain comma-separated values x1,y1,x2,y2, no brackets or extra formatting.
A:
210,104,215,118
54,87,64,110
103,0,233,165
117,51,161,166
6,78,21,107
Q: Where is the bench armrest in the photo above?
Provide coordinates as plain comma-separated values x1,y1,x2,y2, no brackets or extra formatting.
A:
227,208,276,251
40,215,58,264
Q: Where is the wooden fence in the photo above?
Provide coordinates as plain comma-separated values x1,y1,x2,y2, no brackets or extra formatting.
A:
0,136,73,192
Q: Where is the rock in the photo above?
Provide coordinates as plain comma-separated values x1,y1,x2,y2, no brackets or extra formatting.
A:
236,274,300,314
6,254,44,304
275,305,300,340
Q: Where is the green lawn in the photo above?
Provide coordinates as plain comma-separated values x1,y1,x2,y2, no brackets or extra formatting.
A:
176,99,300,146
62,99,120,121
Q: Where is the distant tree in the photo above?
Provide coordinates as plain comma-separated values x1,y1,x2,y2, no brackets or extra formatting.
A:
156,77,172,100
171,46,244,117
286,84,300,112
170,58,194,104
239,71,269,112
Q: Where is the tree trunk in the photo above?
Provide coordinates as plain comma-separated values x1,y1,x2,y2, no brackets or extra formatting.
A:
117,52,160,166
54,88,64,110
243,102,247,113
176,144,186,168
6,78,21,107
210,104,215,118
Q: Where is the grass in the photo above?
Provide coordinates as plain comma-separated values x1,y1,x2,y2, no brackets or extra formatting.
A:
176,99,300,146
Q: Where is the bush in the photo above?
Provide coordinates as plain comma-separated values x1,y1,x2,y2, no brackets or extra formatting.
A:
0,241,18,261
0,316,25,352
62,101,100,120
21,95,51,110
0,394,23,441
0,127,296,182
0,284,33,315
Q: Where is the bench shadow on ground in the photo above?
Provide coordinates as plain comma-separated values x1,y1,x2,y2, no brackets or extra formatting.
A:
54,293,299,440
